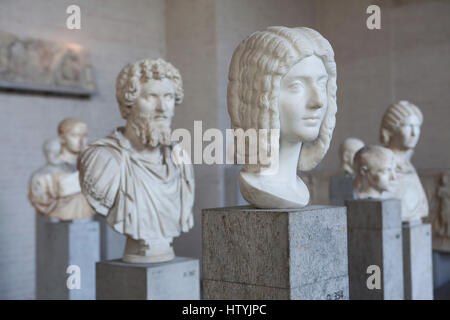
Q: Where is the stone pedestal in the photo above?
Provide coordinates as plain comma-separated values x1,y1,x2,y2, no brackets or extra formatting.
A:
96,257,200,300
434,280,450,300
402,220,433,300
330,175,355,206
433,251,450,289
95,215,126,261
36,215,100,300
202,205,349,300
346,199,404,300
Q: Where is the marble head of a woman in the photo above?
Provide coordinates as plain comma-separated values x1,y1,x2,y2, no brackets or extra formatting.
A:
227,26,337,208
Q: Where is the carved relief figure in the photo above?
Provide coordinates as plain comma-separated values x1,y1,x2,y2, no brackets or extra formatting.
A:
380,100,428,221
28,118,94,220
78,58,194,263
0,31,96,95
340,138,365,176
353,145,397,200
227,26,337,208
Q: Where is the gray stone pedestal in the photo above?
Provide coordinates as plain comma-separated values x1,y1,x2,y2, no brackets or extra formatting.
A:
95,215,126,260
433,251,450,290
202,205,349,300
330,174,355,206
402,220,433,300
36,216,100,299
96,257,200,300
346,199,404,300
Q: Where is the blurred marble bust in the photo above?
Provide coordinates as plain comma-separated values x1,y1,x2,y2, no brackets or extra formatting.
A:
353,145,396,200
78,58,194,263
28,118,94,220
227,26,337,209
380,100,428,222
340,138,364,176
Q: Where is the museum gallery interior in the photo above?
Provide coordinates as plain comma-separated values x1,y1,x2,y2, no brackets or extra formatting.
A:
0,0,449,300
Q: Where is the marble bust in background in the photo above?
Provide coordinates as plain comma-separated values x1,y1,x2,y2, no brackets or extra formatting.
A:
28,118,94,220
353,145,397,200
78,58,194,263
227,26,337,209
380,100,428,222
340,138,365,177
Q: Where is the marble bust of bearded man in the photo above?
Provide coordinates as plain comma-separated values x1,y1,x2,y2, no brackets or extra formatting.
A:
78,58,194,263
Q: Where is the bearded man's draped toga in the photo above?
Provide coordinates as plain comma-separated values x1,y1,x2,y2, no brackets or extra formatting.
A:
78,128,195,241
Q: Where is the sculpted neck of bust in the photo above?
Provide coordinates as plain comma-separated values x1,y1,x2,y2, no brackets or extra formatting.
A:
59,147,78,165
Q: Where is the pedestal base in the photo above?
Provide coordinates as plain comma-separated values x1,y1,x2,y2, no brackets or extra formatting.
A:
434,280,450,300
433,251,450,289
36,216,100,300
202,205,349,300
96,257,200,300
346,199,404,300
403,221,433,300
122,237,175,263
330,175,355,206
203,275,349,300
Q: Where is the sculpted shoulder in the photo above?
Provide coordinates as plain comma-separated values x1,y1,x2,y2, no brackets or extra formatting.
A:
78,139,122,215
79,142,121,173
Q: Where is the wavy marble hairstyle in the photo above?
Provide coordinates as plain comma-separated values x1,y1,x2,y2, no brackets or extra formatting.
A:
380,100,423,146
116,58,184,119
227,26,337,172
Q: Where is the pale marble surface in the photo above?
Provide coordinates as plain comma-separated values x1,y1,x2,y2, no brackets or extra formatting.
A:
353,145,397,200
78,58,194,263
339,137,364,176
380,100,429,222
227,26,337,209
28,119,94,221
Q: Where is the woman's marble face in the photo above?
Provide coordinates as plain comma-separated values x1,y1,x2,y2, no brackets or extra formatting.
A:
391,114,421,150
278,55,328,144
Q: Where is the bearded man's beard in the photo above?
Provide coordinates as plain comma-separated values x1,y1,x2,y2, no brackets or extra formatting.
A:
129,112,172,148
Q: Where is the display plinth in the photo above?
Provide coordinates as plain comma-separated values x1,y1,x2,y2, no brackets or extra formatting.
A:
36,215,100,300
95,215,126,260
329,174,355,206
202,205,349,300
96,257,200,300
433,251,450,290
346,199,404,300
402,220,433,300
